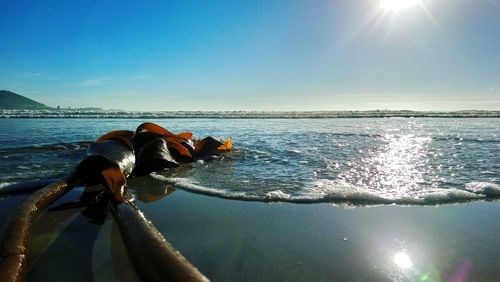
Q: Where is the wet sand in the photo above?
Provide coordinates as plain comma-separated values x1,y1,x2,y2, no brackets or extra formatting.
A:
1,183,498,281
139,190,500,282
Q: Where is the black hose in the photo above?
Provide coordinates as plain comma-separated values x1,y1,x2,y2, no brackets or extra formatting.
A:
110,199,209,282
0,180,70,282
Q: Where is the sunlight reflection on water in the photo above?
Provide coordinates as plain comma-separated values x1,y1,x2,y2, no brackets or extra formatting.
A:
338,129,434,197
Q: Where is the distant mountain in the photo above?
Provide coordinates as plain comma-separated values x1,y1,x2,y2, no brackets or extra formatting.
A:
0,90,50,110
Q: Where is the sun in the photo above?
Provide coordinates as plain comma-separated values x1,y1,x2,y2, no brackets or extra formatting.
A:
393,251,413,269
380,0,421,13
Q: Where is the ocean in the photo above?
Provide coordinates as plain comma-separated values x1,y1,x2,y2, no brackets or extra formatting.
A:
1,116,498,206
1,115,500,281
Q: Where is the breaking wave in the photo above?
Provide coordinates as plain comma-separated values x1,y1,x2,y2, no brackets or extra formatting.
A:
1,109,499,119
150,174,499,206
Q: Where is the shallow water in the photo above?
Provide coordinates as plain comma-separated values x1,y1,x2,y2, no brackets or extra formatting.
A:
0,118,498,205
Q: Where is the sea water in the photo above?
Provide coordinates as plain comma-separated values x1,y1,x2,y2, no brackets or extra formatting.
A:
0,117,498,206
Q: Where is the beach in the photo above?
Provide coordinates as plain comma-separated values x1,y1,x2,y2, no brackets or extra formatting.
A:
3,0,500,280
7,181,496,282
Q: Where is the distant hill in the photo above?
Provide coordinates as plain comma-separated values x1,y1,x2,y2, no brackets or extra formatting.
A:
0,90,50,110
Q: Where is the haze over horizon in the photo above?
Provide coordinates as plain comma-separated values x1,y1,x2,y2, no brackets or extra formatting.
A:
1,0,499,111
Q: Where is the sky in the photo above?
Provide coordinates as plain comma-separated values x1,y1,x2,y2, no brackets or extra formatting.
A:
0,0,499,111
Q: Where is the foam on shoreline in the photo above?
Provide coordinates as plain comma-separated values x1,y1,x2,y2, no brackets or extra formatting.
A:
150,174,498,206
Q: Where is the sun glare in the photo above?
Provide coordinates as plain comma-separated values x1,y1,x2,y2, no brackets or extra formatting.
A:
393,251,413,269
380,0,420,13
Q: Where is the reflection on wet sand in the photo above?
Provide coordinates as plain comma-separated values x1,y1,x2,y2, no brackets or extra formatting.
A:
127,176,178,203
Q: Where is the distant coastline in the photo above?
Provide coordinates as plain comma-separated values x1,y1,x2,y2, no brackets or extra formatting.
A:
0,109,499,118
1,91,498,118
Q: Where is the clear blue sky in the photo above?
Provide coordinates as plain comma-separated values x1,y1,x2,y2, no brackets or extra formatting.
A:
1,0,498,110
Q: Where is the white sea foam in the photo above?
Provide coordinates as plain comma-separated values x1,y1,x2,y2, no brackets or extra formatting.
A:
150,174,221,194
265,190,291,200
303,179,485,204
1,109,499,119
0,182,13,189
150,173,253,200
149,174,495,205
16,165,30,170
464,182,500,196
301,179,390,203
